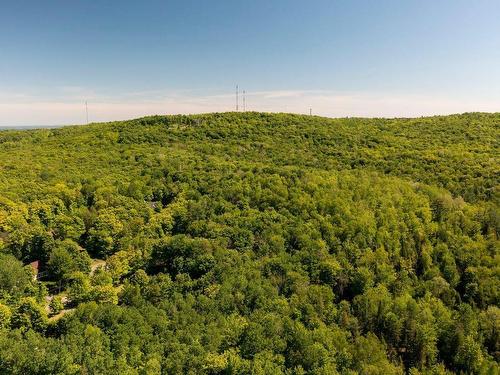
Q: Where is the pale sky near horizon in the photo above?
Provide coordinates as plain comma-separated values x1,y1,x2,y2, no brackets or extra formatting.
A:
1,0,499,125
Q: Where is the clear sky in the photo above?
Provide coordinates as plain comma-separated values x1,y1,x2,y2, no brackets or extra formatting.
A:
1,0,499,125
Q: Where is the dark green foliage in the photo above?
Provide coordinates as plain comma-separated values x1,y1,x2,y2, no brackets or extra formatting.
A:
0,112,498,374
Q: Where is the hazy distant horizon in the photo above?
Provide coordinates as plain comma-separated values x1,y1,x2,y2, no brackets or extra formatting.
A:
0,124,65,130
2,110,500,130
2,90,500,127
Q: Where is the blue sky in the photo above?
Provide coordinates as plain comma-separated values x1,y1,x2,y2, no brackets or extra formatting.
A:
1,0,499,125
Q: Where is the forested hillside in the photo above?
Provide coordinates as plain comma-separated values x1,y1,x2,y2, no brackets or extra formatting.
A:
0,112,498,374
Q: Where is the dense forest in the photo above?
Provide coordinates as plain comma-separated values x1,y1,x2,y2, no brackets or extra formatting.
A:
0,112,498,374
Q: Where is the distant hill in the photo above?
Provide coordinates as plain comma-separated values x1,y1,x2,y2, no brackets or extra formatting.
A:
1,112,498,202
0,112,498,374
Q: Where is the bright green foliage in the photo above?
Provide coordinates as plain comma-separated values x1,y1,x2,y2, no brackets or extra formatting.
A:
47,239,91,282
0,112,498,374
10,297,47,332
67,272,92,304
49,296,64,315
89,285,118,305
0,303,12,328
106,250,134,283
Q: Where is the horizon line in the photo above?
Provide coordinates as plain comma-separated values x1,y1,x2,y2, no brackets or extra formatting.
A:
2,110,499,130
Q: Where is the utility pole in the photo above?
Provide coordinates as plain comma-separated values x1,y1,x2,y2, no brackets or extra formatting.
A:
85,101,89,124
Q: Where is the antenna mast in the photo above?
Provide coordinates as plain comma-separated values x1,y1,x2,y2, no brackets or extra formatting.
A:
85,101,89,124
